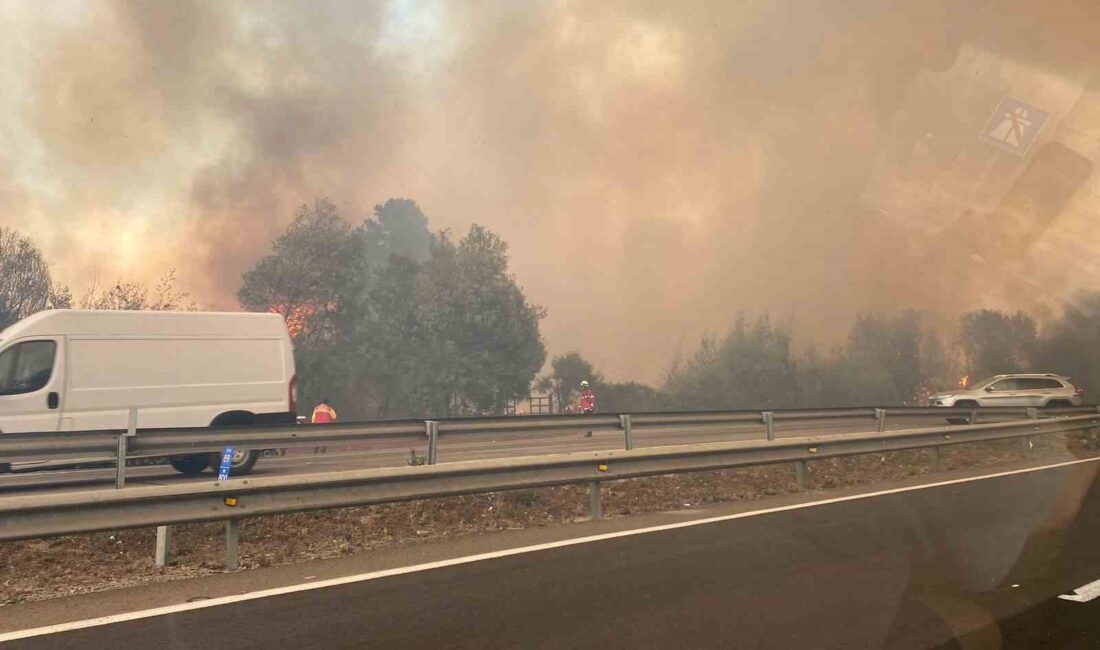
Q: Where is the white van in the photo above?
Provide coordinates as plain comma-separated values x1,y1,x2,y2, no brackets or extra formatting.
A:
0,309,297,475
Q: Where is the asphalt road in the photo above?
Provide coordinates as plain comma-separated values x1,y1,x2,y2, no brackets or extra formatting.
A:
0,415,1000,495
7,457,1099,648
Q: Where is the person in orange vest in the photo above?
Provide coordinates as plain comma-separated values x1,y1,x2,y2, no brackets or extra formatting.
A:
311,398,337,454
312,399,337,423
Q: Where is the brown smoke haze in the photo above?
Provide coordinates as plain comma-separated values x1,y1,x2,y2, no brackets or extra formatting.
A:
1,0,1099,382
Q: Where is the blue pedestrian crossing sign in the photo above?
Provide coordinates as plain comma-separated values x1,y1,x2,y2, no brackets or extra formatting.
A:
980,96,1049,156
218,446,235,481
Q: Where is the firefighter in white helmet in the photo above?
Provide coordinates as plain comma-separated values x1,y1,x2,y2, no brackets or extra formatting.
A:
579,380,596,437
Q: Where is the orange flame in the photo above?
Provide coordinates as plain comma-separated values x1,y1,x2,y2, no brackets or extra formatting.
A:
268,303,319,340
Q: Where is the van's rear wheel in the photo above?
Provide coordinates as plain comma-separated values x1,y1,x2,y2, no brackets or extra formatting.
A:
207,448,259,477
207,411,260,476
171,456,209,475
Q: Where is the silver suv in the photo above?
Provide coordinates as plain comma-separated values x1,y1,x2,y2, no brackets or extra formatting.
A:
930,374,1083,409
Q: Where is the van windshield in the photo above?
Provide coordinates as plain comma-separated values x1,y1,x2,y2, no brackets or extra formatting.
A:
0,346,14,392
0,340,57,395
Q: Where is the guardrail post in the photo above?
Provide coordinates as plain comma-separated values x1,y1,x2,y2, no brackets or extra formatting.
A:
931,446,942,473
1025,408,1038,453
1089,409,1100,448
795,461,808,490
115,408,138,489
589,482,602,519
875,409,887,433
620,414,633,451
762,412,775,441
226,520,240,570
969,409,978,425
155,526,172,567
425,420,439,465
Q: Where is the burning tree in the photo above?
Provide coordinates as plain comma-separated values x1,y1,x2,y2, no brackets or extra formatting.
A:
238,199,360,351
238,199,546,419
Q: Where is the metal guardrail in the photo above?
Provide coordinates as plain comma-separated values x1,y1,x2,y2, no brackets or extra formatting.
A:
0,419,427,462
2,413,1098,547
136,420,428,457
436,413,623,435
1,405,1096,470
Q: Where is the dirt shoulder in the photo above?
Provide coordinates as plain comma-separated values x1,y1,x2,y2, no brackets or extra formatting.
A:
2,436,1095,607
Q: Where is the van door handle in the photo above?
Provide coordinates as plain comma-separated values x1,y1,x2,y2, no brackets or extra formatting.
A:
47,392,59,410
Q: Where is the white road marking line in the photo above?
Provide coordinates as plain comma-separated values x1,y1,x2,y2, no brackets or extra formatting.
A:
1,455,1096,642
1058,577,1100,603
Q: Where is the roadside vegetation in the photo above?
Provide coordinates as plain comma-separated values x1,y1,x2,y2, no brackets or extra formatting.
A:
4,203,1100,417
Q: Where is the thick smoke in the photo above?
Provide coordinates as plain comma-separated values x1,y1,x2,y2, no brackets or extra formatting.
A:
1,0,1098,381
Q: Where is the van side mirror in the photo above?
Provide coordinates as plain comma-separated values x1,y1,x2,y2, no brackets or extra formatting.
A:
984,386,995,392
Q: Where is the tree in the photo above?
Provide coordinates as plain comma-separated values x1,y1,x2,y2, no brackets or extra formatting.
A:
841,311,925,404
794,311,953,407
238,199,362,350
49,284,73,311
361,198,433,265
661,336,721,409
663,316,796,409
794,345,855,407
342,255,425,418
417,225,546,415
919,328,954,394
80,269,196,311
958,309,1036,381
334,199,437,417
536,352,600,412
238,199,366,415
82,281,145,310
597,381,665,413
0,228,69,330
1034,292,1100,401
239,202,548,420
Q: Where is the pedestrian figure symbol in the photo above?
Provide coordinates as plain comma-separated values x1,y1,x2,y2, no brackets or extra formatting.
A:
980,96,1049,156
988,107,1031,147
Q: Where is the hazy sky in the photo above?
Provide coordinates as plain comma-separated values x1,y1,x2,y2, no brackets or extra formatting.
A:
1,0,1098,382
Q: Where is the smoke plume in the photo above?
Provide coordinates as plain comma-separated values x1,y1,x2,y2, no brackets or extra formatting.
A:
2,0,1099,382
